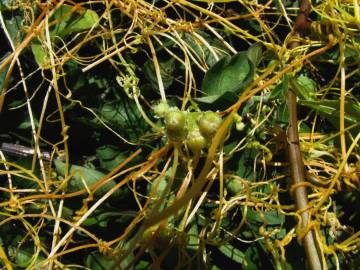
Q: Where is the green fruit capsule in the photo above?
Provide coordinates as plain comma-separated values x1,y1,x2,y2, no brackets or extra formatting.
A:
198,112,222,138
165,111,186,141
186,129,206,152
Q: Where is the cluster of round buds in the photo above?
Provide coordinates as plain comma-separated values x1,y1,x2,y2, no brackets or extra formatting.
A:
153,102,222,153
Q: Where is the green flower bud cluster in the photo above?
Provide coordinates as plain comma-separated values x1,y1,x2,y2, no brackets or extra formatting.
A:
153,102,222,152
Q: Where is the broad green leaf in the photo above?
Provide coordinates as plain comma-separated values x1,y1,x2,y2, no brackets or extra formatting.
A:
15,248,34,267
202,52,254,97
225,178,244,195
316,45,360,62
83,210,132,227
244,246,262,270
8,246,46,268
143,58,176,91
218,243,246,264
31,5,99,67
4,14,24,46
233,148,258,181
11,157,42,189
18,114,39,129
247,43,263,67
50,5,99,38
96,145,127,171
134,260,151,270
0,56,10,91
187,223,200,250
97,100,148,141
31,42,48,67
246,208,284,226
298,99,360,131
183,30,229,67
85,252,115,270
54,159,121,198
269,75,289,100
194,91,238,105
290,75,317,101
276,102,289,124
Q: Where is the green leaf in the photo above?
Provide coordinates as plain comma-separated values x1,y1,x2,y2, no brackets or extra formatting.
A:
17,114,39,129
0,56,10,91
96,145,127,171
194,91,238,105
54,160,122,198
197,51,255,107
31,5,99,67
31,42,48,67
134,260,151,270
183,31,229,67
316,45,360,62
218,243,246,264
187,223,200,250
3,14,25,46
9,246,46,268
97,100,148,142
50,5,99,38
276,102,289,124
247,43,263,67
85,252,115,270
234,148,258,181
83,209,131,227
11,157,41,189
244,246,262,270
290,75,317,101
269,75,289,100
225,178,244,195
143,58,176,91
246,208,284,227
298,99,360,132
202,52,255,97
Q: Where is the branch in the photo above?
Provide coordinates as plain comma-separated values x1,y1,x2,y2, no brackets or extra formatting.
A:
287,1,323,269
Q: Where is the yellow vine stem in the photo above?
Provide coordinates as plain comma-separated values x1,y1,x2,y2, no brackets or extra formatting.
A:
81,38,141,72
43,14,70,268
147,36,167,102
0,7,52,186
312,132,360,214
335,230,360,251
0,244,13,270
0,0,66,113
112,145,179,268
175,0,274,46
0,213,100,244
339,28,350,179
43,147,167,267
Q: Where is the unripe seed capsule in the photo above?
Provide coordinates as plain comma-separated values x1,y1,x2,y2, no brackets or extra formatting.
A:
186,129,206,152
165,111,186,141
198,112,222,138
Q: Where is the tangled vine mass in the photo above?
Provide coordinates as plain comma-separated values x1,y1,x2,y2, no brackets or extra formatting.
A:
0,0,359,269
